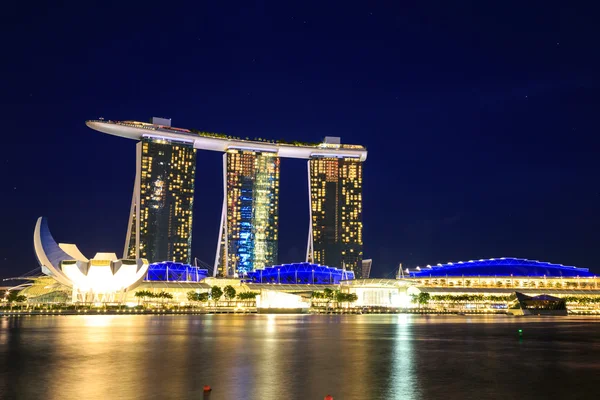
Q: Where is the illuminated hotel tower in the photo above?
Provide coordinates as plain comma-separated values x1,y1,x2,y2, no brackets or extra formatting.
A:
214,149,280,277
307,155,363,277
86,119,366,273
125,135,196,264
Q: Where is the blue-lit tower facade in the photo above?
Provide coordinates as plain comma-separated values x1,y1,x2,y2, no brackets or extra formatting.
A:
214,149,280,277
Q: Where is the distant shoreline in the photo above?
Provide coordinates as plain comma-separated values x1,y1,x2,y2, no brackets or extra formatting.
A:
3,309,598,317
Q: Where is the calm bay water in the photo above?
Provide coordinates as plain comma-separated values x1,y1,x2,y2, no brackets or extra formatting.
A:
1,314,599,400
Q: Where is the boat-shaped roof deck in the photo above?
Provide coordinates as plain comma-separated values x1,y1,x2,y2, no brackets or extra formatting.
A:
86,119,368,161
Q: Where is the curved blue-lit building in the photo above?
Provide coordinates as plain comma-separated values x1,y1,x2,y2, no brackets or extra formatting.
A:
408,258,595,278
145,261,209,282
246,263,354,284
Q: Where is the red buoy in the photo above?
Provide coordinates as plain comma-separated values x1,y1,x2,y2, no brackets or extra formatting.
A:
203,385,212,392
324,395,334,400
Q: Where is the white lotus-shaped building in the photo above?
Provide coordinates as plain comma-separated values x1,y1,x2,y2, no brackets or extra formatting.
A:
33,217,149,302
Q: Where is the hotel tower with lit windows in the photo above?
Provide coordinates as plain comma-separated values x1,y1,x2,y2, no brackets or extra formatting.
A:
86,118,367,277
124,134,196,264
307,156,363,277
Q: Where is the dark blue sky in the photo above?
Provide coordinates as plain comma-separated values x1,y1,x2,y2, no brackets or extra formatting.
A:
2,2,599,278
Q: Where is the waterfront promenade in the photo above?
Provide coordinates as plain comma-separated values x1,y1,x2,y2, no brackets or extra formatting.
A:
5,307,597,317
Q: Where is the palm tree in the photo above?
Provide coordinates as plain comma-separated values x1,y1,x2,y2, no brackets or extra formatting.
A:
135,290,156,307
134,290,147,305
155,291,173,305
6,292,27,310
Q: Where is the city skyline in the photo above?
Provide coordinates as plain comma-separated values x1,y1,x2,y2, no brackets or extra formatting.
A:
3,3,600,279
4,4,600,400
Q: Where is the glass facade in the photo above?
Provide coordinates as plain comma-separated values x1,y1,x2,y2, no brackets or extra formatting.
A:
145,261,208,282
126,137,196,264
245,263,355,284
309,157,363,277
216,150,280,276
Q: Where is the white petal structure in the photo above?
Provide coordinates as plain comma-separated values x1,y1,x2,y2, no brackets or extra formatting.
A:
33,217,149,302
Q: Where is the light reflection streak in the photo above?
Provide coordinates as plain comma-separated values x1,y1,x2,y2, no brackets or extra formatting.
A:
0,318,9,346
265,313,276,333
82,315,117,327
257,315,283,399
388,315,419,399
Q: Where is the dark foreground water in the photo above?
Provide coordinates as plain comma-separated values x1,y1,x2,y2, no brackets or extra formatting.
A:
1,315,600,400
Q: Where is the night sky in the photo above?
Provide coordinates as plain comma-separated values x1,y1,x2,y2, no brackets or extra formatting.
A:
2,2,599,279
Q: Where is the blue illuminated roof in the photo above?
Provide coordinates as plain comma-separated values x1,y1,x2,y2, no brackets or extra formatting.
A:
408,258,594,278
246,262,354,284
145,261,208,282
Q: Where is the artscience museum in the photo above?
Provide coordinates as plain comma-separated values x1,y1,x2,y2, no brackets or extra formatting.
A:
33,217,150,302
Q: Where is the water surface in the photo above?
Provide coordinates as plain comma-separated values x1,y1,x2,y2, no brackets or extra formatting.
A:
1,314,599,399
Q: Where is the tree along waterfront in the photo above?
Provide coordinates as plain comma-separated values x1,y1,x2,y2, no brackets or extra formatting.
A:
5,287,600,314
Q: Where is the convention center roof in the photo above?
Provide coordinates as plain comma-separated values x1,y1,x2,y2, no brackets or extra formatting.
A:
407,257,594,278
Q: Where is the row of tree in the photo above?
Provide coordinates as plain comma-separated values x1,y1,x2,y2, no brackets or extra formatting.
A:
413,293,600,309
130,286,363,308
134,290,174,303
413,293,524,306
4,291,27,303
562,296,600,304
189,128,319,147
186,286,259,306
311,288,358,306
1,291,27,309
429,294,511,303
419,294,600,305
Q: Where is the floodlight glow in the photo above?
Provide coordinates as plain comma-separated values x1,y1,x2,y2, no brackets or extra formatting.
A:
256,291,310,310
33,217,150,302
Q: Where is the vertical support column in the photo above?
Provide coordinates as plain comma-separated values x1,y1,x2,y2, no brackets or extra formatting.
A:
123,142,142,259
123,188,136,259
134,142,142,259
214,153,228,277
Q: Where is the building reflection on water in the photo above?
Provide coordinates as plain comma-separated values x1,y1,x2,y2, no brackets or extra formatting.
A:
1,315,600,400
